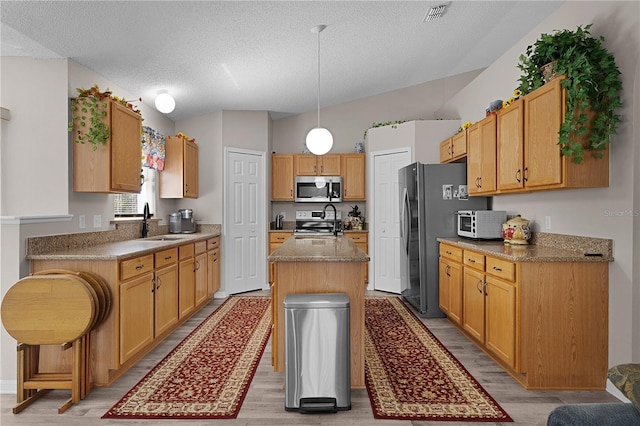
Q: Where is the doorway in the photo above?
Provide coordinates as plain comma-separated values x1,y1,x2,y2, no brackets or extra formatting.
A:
224,148,267,294
370,148,411,293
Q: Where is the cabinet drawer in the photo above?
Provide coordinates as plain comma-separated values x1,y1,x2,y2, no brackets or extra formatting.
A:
347,232,368,243
179,243,194,260
120,254,154,281
207,237,220,251
195,240,207,254
269,232,291,243
486,257,516,281
440,244,463,263
463,250,485,270
155,248,178,269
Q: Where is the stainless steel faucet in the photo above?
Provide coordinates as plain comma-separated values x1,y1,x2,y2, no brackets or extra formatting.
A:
141,202,151,238
322,203,338,236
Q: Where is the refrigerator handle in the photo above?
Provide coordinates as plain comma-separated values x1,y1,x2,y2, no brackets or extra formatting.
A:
401,187,410,254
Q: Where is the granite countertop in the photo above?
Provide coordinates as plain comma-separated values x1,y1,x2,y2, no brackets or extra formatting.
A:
438,236,613,262
27,231,220,261
268,235,370,262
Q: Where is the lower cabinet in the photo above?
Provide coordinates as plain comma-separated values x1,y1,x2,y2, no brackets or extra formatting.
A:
194,241,208,308
439,241,608,390
207,236,221,297
346,231,368,283
178,246,196,319
119,272,154,365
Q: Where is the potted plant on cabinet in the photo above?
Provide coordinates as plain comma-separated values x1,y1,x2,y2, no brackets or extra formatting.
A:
516,24,622,164
68,84,142,151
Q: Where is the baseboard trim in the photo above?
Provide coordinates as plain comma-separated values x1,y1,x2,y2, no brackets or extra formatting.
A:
0,380,16,394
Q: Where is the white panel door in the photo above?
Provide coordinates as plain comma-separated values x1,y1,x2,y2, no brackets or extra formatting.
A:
373,149,411,293
225,149,266,294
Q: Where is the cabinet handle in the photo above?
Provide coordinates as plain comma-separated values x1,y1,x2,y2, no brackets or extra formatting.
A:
516,169,521,183
136,264,144,270
445,250,452,255
476,279,483,293
524,167,529,182
195,260,200,271
165,255,172,260
445,265,451,277
467,258,476,263
290,189,293,197
151,278,156,292
448,145,452,156
478,176,482,188
156,277,162,290
492,266,503,272
483,282,488,296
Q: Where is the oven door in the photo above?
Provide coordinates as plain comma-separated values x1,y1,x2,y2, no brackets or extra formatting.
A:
295,177,330,202
457,211,475,238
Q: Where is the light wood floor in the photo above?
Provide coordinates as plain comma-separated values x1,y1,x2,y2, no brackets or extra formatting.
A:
1,290,620,425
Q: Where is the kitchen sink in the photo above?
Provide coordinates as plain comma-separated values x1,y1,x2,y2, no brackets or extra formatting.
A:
143,235,185,241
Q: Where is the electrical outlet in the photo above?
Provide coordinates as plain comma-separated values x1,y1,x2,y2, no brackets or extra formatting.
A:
93,214,102,228
79,215,85,229
545,215,551,230
279,212,286,220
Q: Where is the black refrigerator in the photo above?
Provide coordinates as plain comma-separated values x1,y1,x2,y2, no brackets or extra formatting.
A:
399,162,487,317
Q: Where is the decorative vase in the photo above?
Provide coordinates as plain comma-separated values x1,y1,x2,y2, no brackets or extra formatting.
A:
540,61,558,83
355,142,364,153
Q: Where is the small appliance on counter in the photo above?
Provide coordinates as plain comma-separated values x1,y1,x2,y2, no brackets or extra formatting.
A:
275,214,284,230
457,210,506,240
169,209,197,233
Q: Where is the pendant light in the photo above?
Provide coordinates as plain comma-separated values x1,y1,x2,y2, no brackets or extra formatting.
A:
306,24,333,156
155,89,175,114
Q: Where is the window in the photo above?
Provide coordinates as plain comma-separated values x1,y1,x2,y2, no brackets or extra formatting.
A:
114,168,157,216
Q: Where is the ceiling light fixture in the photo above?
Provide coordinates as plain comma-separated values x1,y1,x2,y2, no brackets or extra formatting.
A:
155,89,175,114
305,24,333,156
423,4,449,22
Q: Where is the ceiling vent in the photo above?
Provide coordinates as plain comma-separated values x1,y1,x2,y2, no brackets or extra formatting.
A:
423,4,449,22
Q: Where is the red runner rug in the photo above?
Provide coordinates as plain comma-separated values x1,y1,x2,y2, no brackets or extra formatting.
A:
103,296,271,419
365,296,512,422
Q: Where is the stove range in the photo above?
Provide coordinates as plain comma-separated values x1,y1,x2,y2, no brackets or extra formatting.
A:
294,210,343,236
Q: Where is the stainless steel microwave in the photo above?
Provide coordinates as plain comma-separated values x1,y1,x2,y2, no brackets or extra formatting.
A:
457,210,506,239
295,176,342,203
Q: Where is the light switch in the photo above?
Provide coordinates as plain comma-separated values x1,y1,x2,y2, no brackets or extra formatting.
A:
79,215,85,229
93,215,102,228
545,215,551,230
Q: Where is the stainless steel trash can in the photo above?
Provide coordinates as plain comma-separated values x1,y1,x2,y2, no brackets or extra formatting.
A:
284,293,351,413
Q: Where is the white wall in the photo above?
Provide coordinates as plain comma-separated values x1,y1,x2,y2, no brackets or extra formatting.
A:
272,69,481,154
436,1,640,365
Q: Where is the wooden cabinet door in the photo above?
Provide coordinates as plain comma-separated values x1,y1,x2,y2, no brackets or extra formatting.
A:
342,153,366,200
447,260,463,325
178,258,195,319
451,131,467,161
438,259,450,314
184,140,199,198
497,100,525,190
207,248,220,295
111,101,143,193
468,116,497,194
524,78,563,187
154,264,179,337
439,138,452,163
485,276,516,368
294,154,317,175
462,267,485,342
318,154,341,175
271,154,294,200
194,252,208,307
120,273,154,364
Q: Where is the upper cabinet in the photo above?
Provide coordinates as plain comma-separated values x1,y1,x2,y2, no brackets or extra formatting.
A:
72,99,142,193
271,154,294,201
159,135,198,199
467,115,497,195
497,77,608,193
439,131,467,163
294,154,341,176
342,153,366,200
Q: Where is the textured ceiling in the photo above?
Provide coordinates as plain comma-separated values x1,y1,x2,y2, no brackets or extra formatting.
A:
1,1,563,121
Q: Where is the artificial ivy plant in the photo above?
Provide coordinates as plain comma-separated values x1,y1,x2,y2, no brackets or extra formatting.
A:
516,24,622,164
363,120,407,140
68,84,142,151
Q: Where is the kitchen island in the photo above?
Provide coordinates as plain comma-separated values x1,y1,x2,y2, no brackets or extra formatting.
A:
268,235,369,388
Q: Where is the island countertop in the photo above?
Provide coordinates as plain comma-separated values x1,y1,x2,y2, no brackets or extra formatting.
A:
268,235,369,262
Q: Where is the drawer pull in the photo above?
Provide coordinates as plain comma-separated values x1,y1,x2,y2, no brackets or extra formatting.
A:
135,264,144,270
493,266,503,272
445,250,452,255
467,258,476,263
164,255,172,260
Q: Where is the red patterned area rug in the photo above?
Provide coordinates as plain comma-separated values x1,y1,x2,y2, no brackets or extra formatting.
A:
103,296,271,419
365,297,512,422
